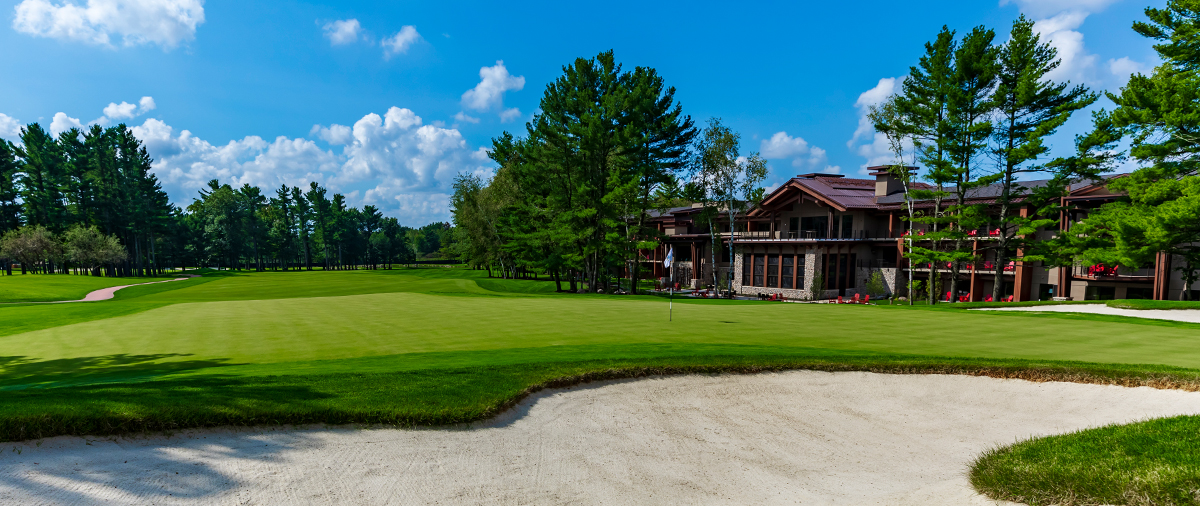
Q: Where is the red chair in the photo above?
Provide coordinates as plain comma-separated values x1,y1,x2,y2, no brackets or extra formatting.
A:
984,295,993,302
836,296,844,304
945,291,953,302
851,293,861,303
863,294,870,304
1005,295,1014,302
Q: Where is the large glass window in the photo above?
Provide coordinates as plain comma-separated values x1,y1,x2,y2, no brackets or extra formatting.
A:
797,255,806,289
753,255,765,287
841,215,854,239
781,256,794,289
742,254,752,286
800,216,829,239
767,255,779,287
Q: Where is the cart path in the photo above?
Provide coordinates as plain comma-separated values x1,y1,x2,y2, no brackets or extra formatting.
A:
974,304,1200,324
4,371,1200,505
4,274,200,304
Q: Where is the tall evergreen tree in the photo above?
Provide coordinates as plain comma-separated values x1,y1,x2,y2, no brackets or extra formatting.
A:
989,15,1097,302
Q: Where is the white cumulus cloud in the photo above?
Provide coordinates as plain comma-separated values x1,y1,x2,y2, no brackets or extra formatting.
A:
1033,11,1098,84
847,77,913,174
499,107,522,123
0,114,22,142
1108,56,1153,86
102,95,156,120
453,111,480,124
12,0,204,49
127,106,492,225
461,60,525,115
760,132,832,172
381,25,420,58
49,112,83,136
323,18,360,45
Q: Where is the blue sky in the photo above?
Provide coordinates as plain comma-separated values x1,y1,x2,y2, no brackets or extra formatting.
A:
0,0,1164,225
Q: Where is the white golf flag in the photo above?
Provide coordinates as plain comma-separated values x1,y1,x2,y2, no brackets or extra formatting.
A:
663,247,674,269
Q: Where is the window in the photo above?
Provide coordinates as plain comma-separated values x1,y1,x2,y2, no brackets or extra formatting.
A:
797,255,806,289
1085,285,1116,300
753,255,765,287
782,256,794,289
841,215,854,239
800,216,829,239
742,254,752,286
1126,287,1153,300
788,217,799,238
767,255,779,287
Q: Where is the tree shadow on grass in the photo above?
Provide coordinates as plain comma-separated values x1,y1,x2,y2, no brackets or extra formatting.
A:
0,354,244,390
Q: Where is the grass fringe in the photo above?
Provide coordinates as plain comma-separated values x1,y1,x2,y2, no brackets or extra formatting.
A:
6,360,1196,443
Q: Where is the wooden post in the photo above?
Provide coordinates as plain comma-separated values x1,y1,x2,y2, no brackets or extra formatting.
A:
969,240,982,302
1154,251,1172,300
1013,206,1034,301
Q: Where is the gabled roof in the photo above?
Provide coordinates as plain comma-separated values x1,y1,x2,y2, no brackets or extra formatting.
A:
750,172,1126,214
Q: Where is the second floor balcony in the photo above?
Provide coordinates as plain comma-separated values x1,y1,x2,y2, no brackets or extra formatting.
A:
726,229,894,241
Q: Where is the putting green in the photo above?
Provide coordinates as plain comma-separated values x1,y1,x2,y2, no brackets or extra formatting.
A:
2,268,1200,373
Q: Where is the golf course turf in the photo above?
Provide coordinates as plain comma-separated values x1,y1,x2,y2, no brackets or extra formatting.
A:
4,267,1200,504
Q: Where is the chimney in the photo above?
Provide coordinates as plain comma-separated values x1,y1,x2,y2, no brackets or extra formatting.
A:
868,166,915,197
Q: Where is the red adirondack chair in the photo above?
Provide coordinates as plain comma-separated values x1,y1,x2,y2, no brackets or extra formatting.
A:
863,294,870,304
836,296,844,304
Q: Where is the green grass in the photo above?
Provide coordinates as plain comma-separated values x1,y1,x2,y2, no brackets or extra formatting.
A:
3,265,1200,469
1108,299,1200,310
0,272,187,303
971,415,1200,505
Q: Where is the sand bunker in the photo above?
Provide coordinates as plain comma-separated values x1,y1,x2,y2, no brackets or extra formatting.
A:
3,371,1200,505
974,304,1200,324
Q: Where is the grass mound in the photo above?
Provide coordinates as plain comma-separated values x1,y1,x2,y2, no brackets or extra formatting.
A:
971,415,1200,506
6,349,1200,442
1109,299,1200,310
0,273,179,303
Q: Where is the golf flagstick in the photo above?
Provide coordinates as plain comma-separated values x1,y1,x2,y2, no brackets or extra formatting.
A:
664,246,674,321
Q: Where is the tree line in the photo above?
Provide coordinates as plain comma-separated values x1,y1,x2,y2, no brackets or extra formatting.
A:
868,15,1100,304
872,3,1200,302
449,50,772,294
0,124,454,276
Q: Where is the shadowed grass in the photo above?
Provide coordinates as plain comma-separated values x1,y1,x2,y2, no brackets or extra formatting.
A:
6,346,1200,442
971,415,1200,505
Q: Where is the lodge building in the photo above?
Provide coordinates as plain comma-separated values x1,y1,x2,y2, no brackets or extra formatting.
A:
642,167,1190,301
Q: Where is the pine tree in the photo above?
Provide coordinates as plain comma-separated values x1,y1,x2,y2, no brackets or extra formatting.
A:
989,15,1097,302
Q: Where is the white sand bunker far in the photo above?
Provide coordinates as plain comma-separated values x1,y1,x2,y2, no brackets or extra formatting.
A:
974,304,1200,324
4,371,1200,505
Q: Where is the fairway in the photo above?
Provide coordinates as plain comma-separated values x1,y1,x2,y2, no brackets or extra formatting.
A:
4,268,1200,377
4,267,1200,446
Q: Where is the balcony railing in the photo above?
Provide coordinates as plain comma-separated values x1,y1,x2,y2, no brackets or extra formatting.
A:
730,229,894,241
1073,264,1154,279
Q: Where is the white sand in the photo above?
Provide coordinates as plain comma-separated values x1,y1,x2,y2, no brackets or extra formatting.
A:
3,371,1199,505
974,304,1200,323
